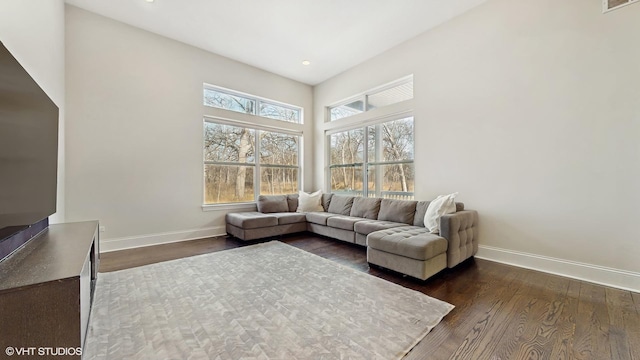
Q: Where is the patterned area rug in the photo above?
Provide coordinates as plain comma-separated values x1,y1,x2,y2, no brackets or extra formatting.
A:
84,241,453,359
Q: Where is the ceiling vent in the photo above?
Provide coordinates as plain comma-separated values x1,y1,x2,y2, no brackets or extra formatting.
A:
603,0,638,12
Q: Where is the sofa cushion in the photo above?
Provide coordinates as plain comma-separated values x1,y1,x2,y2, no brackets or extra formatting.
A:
225,212,277,229
413,201,430,227
322,193,333,211
257,195,289,213
306,212,337,226
350,197,382,219
354,220,407,235
367,226,448,261
327,195,355,215
286,194,299,212
275,212,307,225
326,215,367,231
377,199,417,224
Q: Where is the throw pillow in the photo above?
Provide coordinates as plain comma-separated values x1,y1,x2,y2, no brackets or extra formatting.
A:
424,193,458,234
296,190,324,212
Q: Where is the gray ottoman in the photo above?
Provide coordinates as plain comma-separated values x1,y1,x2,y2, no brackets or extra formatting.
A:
367,226,448,280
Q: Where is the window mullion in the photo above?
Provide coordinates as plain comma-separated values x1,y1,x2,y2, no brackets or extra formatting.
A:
328,163,364,168
254,130,261,202
362,125,369,198
375,124,383,198
297,136,302,193
204,161,257,167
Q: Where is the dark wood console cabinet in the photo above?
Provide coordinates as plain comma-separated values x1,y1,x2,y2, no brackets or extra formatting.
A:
0,221,99,359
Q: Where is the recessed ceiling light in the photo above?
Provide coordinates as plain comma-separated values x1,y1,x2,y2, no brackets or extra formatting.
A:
302,60,311,66
145,0,154,2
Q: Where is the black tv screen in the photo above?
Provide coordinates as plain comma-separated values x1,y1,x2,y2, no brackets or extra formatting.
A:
0,41,59,241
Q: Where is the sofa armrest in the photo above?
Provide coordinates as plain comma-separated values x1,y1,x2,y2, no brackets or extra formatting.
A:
440,210,479,268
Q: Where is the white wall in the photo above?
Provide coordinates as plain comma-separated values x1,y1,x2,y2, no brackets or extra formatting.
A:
65,6,313,251
314,0,640,289
0,0,66,224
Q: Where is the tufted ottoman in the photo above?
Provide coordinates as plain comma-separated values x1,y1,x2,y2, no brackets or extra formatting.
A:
367,226,448,280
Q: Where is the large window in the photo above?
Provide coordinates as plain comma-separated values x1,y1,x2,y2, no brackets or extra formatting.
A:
329,116,414,200
203,84,303,205
327,76,414,199
204,85,302,123
204,121,300,204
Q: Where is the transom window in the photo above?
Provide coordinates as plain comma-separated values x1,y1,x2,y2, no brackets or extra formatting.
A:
328,77,413,121
204,85,302,123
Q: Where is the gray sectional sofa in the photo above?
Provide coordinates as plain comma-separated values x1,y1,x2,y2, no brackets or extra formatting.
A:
225,193,478,280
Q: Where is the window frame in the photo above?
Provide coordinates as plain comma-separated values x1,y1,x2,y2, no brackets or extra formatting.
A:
326,113,415,200
326,75,413,122
325,75,415,199
203,115,302,208
204,84,303,124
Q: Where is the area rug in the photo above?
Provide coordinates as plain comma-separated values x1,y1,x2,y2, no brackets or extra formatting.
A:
84,241,453,359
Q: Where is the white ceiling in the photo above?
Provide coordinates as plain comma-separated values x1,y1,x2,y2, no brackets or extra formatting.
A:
64,0,486,85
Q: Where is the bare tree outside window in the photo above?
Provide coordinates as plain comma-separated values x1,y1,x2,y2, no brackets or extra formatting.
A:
329,117,414,199
259,102,300,123
327,77,414,199
330,129,364,194
330,101,364,121
204,86,301,124
202,86,302,205
204,123,255,203
381,117,414,192
204,88,255,114
260,131,299,195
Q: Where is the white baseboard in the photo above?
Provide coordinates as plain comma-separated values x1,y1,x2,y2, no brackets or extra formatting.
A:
100,233,640,292
476,245,640,293
100,226,227,253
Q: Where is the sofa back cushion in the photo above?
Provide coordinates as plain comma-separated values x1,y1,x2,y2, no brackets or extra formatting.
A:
350,197,382,219
322,193,333,211
413,201,431,227
287,194,299,212
257,195,289,213
377,199,417,224
327,195,354,215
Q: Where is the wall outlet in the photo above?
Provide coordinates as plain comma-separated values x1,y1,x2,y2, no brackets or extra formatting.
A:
99,226,106,233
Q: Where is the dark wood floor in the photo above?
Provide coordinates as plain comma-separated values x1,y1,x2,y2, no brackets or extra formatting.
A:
100,233,640,360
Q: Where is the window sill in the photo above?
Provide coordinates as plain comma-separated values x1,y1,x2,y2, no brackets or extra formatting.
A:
202,202,257,212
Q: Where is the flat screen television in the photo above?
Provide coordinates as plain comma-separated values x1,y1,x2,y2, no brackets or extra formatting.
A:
0,41,59,254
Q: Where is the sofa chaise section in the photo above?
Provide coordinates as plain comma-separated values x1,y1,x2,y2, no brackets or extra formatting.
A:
367,227,448,280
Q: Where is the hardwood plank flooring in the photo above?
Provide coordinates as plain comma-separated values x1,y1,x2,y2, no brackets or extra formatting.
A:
99,233,640,360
